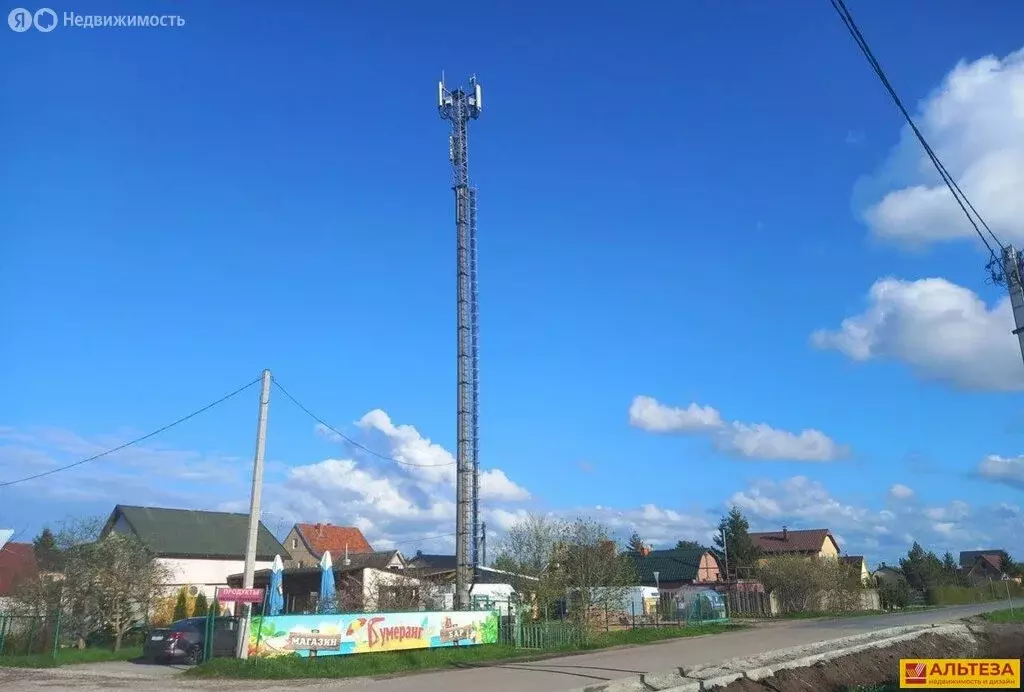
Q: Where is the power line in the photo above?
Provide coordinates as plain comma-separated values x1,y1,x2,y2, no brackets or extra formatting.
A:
0,377,262,489
270,378,455,468
829,0,1005,267
388,532,457,548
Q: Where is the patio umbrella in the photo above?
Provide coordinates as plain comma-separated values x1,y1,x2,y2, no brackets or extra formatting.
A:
268,554,285,616
318,550,337,613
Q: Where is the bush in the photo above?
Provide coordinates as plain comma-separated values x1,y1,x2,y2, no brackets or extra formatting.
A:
879,576,911,609
927,582,1023,606
172,588,191,621
193,593,209,617
758,556,863,614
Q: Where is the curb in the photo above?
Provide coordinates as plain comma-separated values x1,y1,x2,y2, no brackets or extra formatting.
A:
566,622,969,692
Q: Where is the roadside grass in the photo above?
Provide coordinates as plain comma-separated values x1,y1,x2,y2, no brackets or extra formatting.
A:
979,607,1024,623
847,684,897,692
776,605,938,621
188,623,744,680
0,646,143,668
777,610,886,620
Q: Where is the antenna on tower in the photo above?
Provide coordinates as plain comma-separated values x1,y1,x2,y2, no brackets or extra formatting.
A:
438,74,483,610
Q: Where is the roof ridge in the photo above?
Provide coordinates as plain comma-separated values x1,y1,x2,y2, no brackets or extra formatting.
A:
117,504,249,518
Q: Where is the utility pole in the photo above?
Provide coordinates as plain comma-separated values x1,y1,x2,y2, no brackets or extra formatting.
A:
238,368,271,659
481,521,487,566
1000,246,1024,368
721,527,730,581
439,75,482,609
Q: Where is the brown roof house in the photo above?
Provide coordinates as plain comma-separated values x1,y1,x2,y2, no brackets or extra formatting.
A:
959,550,1011,585
749,527,841,565
282,523,379,569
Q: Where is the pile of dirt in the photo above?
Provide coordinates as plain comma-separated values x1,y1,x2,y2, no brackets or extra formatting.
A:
714,624,1024,692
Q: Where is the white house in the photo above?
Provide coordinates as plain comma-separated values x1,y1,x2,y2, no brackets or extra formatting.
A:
101,504,289,604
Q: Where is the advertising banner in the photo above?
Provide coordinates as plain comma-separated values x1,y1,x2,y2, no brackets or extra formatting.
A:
247,610,500,658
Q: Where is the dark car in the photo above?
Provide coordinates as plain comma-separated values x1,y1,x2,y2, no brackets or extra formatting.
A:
142,616,242,665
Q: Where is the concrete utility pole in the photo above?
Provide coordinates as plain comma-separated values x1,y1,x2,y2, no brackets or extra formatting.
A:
1001,246,1024,368
238,368,271,659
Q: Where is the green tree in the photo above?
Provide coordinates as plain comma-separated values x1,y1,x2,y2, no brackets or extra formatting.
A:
210,597,222,617
995,550,1021,577
172,587,190,621
899,542,942,592
714,507,759,579
879,574,912,610
33,527,63,572
675,540,705,551
627,532,645,553
193,592,209,617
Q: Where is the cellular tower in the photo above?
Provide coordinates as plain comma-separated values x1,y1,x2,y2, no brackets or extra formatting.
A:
438,75,482,609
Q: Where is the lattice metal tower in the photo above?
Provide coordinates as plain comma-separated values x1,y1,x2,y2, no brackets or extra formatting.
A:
439,74,482,609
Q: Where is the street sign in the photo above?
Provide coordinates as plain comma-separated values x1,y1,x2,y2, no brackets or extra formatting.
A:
216,587,264,604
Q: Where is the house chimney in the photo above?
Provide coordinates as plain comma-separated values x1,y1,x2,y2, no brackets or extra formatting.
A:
782,526,788,541
640,545,650,556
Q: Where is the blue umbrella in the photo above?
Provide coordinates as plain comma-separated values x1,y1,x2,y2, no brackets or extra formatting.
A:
268,555,285,616
318,550,337,613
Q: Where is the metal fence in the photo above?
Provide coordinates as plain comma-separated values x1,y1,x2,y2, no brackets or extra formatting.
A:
0,613,61,657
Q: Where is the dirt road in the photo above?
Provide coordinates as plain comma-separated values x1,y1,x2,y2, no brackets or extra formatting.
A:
3,600,1020,692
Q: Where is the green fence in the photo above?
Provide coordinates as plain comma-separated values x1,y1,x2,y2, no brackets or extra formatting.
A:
0,612,62,658
514,620,585,649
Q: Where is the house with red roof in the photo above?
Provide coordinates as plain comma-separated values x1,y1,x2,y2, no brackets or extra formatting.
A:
282,523,393,569
749,526,842,565
0,541,38,608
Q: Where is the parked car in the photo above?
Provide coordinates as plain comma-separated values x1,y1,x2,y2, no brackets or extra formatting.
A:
142,617,242,665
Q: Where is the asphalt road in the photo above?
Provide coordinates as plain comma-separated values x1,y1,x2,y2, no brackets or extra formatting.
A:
3,600,1021,692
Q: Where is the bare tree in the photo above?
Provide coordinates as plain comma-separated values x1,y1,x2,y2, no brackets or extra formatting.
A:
558,517,638,627
492,513,566,616
17,517,171,651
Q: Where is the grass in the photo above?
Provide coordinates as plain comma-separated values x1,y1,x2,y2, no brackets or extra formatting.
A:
846,684,897,692
0,646,143,668
187,623,743,680
979,606,1024,623
777,610,886,620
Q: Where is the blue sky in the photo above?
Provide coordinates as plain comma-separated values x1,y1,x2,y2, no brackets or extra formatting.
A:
2,1,1024,567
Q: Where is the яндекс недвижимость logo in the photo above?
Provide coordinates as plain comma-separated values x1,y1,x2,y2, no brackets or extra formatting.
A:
8,8,58,32
7,8,185,32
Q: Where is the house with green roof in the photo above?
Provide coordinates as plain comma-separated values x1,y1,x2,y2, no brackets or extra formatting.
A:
101,504,289,606
626,545,723,590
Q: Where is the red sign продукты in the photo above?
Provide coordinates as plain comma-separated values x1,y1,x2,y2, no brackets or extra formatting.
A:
216,587,264,603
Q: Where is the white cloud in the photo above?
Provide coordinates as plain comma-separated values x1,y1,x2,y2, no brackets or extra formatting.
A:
860,48,1024,247
888,484,915,500
811,277,1024,391
977,454,1024,489
629,396,846,462
628,395,723,433
726,476,1011,563
720,423,846,462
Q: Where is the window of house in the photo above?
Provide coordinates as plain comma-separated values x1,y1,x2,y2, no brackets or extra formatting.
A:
292,538,297,549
